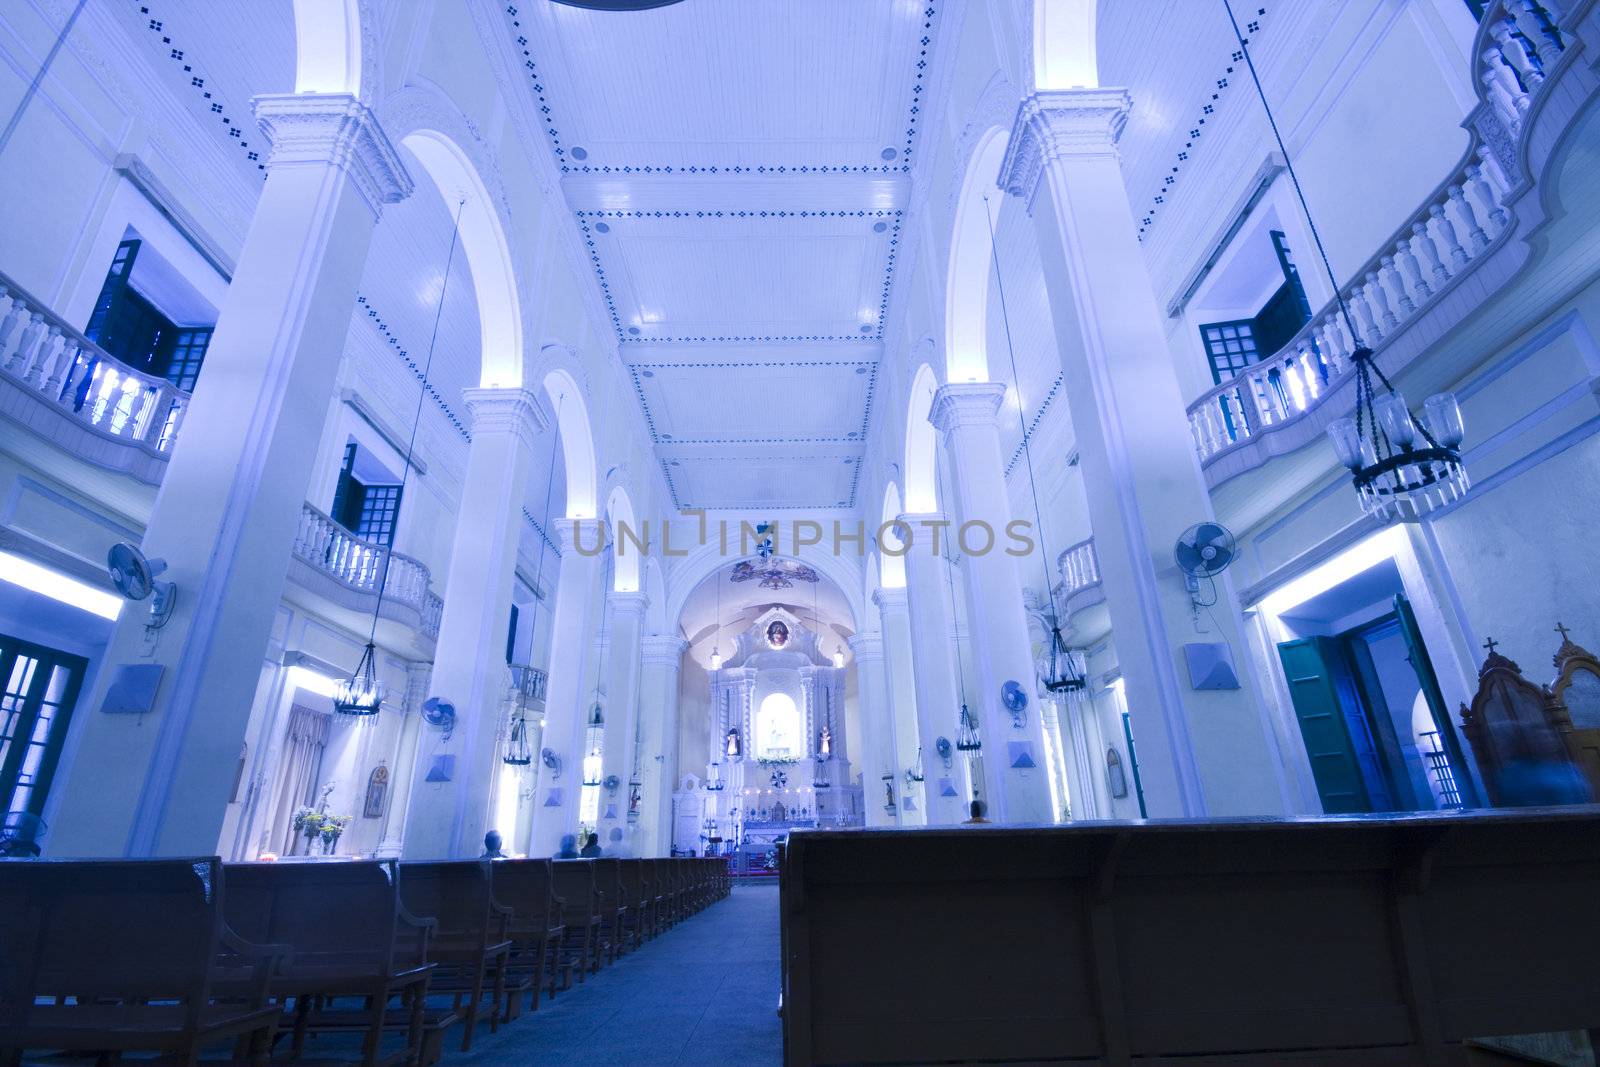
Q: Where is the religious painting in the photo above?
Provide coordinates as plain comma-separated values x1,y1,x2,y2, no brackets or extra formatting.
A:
766,620,790,649
363,763,389,818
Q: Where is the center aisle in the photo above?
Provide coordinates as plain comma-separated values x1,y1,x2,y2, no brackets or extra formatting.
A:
446,881,781,1067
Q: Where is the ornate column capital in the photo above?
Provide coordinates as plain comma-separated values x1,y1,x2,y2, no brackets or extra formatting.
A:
462,386,549,449
553,516,606,557
254,92,414,217
872,585,909,614
1000,88,1133,206
929,381,1007,435
606,590,651,620
847,633,885,663
641,635,689,668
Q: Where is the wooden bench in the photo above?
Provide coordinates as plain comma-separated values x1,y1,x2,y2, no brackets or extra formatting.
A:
617,858,654,947
399,860,521,1052
486,858,568,1010
0,857,284,1067
591,857,626,964
224,859,448,1067
779,808,1600,1067
551,859,604,980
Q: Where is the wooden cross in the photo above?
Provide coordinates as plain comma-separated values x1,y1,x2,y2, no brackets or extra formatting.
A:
1483,637,1500,655
1556,622,1572,641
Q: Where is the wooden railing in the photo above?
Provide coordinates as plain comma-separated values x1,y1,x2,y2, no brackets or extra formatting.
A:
1185,0,1567,470
0,270,189,453
292,503,443,638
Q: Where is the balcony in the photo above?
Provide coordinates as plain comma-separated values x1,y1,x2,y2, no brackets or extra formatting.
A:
508,664,549,716
0,270,188,485
288,503,444,642
1185,0,1578,486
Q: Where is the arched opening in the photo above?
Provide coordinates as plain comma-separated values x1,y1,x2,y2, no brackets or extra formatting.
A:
542,366,598,519
946,127,1011,383
399,131,524,389
606,485,640,593
880,482,907,588
1033,0,1100,90
903,363,940,514
292,0,362,95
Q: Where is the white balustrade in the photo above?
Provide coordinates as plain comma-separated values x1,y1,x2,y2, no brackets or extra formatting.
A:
0,270,189,453
293,502,444,639
1184,0,1565,468
1054,538,1102,602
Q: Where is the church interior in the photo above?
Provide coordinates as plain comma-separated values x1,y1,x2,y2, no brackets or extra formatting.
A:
2,0,1600,1064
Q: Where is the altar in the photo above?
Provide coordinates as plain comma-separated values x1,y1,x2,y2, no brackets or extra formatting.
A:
673,605,863,856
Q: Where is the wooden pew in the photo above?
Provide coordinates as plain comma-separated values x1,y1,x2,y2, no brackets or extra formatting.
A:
643,857,671,932
779,808,1600,1067
617,858,653,947
0,857,284,1067
551,859,603,980
485,858,568,1010
591,857,626,964
399,860,520,1052
224,859,448,1067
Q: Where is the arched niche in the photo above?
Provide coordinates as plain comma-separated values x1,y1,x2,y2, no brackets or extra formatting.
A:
945,127,1010,384
1033,0,1101,91
903,362,940,514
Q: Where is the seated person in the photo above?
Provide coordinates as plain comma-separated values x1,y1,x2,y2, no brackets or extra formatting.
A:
580,831,602,857
556,833,580,859
482,829,506,858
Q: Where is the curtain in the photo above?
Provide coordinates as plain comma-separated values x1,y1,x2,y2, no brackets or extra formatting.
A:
270,703,330,855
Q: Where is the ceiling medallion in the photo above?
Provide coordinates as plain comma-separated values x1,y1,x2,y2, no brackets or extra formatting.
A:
731,558,819,591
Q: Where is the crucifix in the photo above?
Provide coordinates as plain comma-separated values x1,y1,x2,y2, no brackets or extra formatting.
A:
1482,637,1500,655
1556,622,1572,642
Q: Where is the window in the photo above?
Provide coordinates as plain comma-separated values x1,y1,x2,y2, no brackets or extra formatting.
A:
0,636,87,822
756,692,800,760
506,604,520,665
332,444,404,548
1197,230,1313,387
83,239,214,392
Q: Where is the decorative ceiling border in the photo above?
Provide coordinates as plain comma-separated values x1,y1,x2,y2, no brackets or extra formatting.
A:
1136,5,1271,242
521,507,563,557
575,208,902,344
627,359,877,445
1004,374,1063,477
500,2,940,175
659,455,863,510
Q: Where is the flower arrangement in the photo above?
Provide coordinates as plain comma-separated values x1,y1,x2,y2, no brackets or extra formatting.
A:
755,756,798,769
292,807,352,854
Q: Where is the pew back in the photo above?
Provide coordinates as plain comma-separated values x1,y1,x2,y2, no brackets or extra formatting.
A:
226,859,417,977
780,810,1600,1067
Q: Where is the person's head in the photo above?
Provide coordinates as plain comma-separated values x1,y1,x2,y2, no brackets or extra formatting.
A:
608,827,624,844
484,830,503,854
588,832,599,847
559,833,576,853
969,799,986,820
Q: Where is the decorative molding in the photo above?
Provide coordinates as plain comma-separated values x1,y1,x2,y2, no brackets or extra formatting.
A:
1000,89,1133,209
626,360,877,446
253,93,415,218
929,381,1007,435
606,590,651,618
354,296,472,439
641,634,689,667
461,386,549,449
872,586,909,613
1004,374,1064,477
553,515,607,555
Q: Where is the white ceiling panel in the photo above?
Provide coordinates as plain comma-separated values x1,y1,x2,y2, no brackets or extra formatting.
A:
630,358,875,445
579,210,901,343
663,451,864,511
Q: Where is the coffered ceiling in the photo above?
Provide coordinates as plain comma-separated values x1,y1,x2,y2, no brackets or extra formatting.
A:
501,0,947,510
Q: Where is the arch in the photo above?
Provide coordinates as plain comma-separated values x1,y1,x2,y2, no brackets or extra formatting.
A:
1033,0,1100,91
540,363,599,520
903,362,940,514
605,485,641,593
755,692,802,761
663,538,864,638
398,130,523,389
879,482,907,589
292,0,363,95
945,127,1011,383
643,557,669,634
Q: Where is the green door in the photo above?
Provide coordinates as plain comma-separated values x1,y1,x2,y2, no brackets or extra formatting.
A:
1393,594,1478,807
1277,637,1371,814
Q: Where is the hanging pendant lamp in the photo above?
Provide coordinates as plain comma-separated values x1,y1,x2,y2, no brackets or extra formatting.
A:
1222,0,1467,521
335,199,466,715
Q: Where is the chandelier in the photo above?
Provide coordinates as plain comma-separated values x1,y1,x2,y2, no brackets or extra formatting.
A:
1041,621,1086,694
1327,348,1467,521
333,641,384,716
502,711,532,767
1223,0,1467,521
731,557,818,591
955,703,982,753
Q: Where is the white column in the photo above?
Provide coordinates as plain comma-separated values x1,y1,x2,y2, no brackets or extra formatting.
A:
48,94,412,857
1002,90,1286,817
402,388,546,859
636,635,687,856
896,512,968,825
379,663,431,856
598,590,649,841
873,587,924,825
930,383,1056,824
847,633,898,827
525,517,605,857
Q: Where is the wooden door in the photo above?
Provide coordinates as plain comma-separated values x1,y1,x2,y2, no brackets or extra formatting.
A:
1277,637,1371,814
